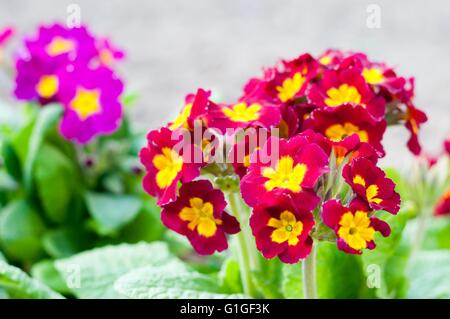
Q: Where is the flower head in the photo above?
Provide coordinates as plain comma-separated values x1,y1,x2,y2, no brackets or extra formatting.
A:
308,68,386,121
161,180,240,255
405,103,427,155
168,88,211,131
322,199,390,254
435,188,450,216
304,104,386,156
343,157,400,214
140,127,204,205
250,194,315,263
240,134,328,208
57,65,124,143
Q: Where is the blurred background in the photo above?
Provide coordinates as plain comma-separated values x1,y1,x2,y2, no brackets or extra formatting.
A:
0,0,449,167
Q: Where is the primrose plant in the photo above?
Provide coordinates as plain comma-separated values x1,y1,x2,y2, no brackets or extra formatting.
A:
140,50,427,297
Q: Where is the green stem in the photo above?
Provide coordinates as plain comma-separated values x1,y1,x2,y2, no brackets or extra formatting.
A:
302,243,317,299
227,192,257,297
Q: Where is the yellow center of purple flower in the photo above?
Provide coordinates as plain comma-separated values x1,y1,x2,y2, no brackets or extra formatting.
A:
179,197,222,237
152,147,183,189
325,122,368,142
169,103,192,130
70,88,102,120
338,211,375,250
276,72,306,102
262,156,307,193
222,102,261,122
45,36,75,56
363,67,384,85
36,75,59,98
268,210,303,246
325,84,362,107
353,175,383,204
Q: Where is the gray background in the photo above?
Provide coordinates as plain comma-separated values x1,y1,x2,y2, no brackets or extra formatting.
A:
1,0,449,167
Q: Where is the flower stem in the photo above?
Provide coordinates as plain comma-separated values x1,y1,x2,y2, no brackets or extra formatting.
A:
227,192,257,297
302,243,317,299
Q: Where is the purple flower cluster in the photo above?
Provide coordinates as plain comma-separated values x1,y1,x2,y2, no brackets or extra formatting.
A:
14,23,125,143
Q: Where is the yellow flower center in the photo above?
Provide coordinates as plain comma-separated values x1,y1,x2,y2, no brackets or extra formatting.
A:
179,197,222,237
222,102,261,122
338,211,375,250
352,175,382,204
170,103,192,130
45,36,75,56
36,75,59,98
325,84,362,107
152,147,184,189
276,72,306,102
70,88,102,120
363,68,384,85
325,122,368,142
262,156,307,193
319,55,332,65
268,210,304,246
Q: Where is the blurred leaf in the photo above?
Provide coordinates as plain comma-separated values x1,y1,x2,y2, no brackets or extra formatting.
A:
281,262,303,298
119,199,164,243
1,141,22,181
282,242,366,299
384,167,408,201
253,256,284,298
0,260,64,299
419,216,450,250
35,144,77,223
43,227,91,259
23,105,62,192
54,242,174,298
84,192,142,235
0,200,45,262
114,263,245,299
218,258,242,294
31,260,70,295
121,91,139,108
361,208,411,298
407,250,450,298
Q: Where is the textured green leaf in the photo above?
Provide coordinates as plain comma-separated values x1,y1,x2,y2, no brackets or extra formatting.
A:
0,200,46,262
114,263,245,299
35,144,76,223
418,216,450,250
85,192,142,235
0,260,64,299
253,256,284,298
31,260,71,294
281,262,303,298
23,105,62,192
54,242,174,298
407,250,450,298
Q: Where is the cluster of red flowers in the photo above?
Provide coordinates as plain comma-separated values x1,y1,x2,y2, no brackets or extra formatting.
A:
140,49,420,263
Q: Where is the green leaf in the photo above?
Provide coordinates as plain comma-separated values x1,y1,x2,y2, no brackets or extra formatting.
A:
407,250,450,298
23,105,62,192
361,208,411,298
35,144,77,223
281,262,303,298
282,242,366,299
84,192,142,236
218,259,242,294
42,227,91,259
0,260,64,299
31,260,70,295
418,216,450,250
253,257,284,298
1,141,22,181
114,264,245,299
54,242,174,298
0,200,46,262
119,199,164,243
